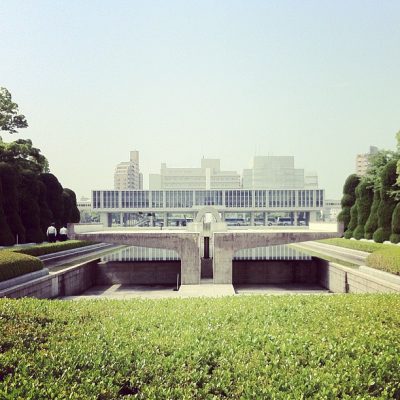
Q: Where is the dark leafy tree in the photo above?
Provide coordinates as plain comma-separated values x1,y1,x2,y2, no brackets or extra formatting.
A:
38,180,53,235
390,202,400,243
373,160,398,243
0,137,49,173
353,180,374,240
0,162,25,243
0,87,28,134
40,173,64,228
62,188,80,225
338,174,360,233
364,190,381,240
19,170,44,243
344,204,358,239
0,178,14,245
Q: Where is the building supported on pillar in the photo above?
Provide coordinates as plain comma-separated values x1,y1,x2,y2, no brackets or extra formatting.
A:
92,188,325,227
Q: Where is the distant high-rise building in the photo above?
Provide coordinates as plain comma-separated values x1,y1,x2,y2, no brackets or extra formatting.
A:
356,146,378,176
242,156,318,189
149,158,241,190
114,150,142,190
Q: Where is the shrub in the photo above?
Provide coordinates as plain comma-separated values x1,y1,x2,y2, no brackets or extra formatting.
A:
0,295,399,399
373,227,385,243
367,246,400,275
0,251,43,282
40,173,64,227
11,240,94,257
389,233,400,244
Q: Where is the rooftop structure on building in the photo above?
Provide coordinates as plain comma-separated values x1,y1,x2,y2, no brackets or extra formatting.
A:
149,158,241,190
242,156,318,189
356,146,378,176
114,150,143,190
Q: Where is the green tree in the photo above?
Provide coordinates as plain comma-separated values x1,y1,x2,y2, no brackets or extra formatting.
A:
62,188,80,225
0,162,25,243
0,137,49,173
40,173,64,228
0,87,28,134
338,174,360,233
38,180,53,235
390,202,400,243
0,178,14,245
364,189,381,240
352,180,374,240
19,171,44,243
373,160,398,242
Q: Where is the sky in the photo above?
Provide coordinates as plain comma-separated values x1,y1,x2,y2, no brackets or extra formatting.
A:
1,0,399,200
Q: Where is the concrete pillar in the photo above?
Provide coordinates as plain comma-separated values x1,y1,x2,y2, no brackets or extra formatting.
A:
309,211,318,222
180,237,201,284
250,212,255,226
100,213,111,227
294,211,299,226
264,212,269,226
120,212,124,227
213,235,234,284
163,212,168,226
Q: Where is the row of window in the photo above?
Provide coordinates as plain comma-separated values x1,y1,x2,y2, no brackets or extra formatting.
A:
93,190,324,209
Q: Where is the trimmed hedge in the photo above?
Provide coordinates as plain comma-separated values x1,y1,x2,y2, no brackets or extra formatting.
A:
318,238,389,253
0,295,399,399
10,240,95,257
0,250,43,282
367,246,400,275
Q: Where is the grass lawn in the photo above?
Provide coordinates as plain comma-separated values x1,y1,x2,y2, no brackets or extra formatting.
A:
0,295,399,399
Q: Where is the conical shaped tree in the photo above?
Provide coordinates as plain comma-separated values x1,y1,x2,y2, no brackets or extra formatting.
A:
19,170,44,243
0,178,14,245
0,162,25,243
390,202,400,243
353,180,374,239
373,160,398,242
38,180,53,235
40,173,64,228
338,174,360,233
365,189,381,239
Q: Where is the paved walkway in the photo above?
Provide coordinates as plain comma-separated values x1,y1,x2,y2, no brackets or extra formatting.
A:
63,283,328,300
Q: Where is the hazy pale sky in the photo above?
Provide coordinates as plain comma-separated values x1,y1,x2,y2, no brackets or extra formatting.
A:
1,0,399,199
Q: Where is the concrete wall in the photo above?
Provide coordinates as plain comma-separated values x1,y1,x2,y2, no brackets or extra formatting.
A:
96,261,180,285
233,260,318,284
0,260,98,299
318,261,400,293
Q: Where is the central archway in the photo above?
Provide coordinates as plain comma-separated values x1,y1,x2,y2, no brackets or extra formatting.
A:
194,206,222,223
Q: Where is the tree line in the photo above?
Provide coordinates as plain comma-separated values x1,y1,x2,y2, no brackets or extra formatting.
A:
0,87,79,245
338,133,400,243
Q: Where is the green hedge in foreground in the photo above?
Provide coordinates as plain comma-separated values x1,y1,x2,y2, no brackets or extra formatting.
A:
366,247,400,276
0,295,399,399
9,240,94,257
0,251,43,282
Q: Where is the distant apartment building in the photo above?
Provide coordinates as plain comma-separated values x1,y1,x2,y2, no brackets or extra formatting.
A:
149,158,241,190
242,156,318,189
356,146,378,176
114,150,143,190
